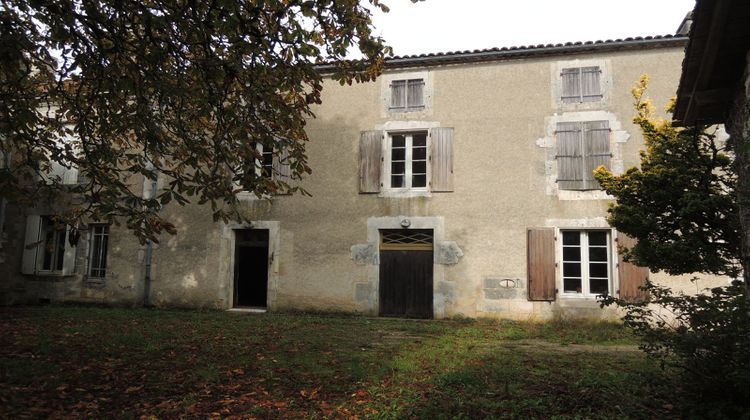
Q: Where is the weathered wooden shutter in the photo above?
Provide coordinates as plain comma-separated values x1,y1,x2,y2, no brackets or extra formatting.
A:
527,228,556,301
61,226,77,276
390,81,406,109
21,215,42,275
359,130,382,193
583,121,610,189
617,233,649,301
430,127,454,192
556,122,583,190
273,148,292,195
561,68,580,103
63,167,79,185
581,66,601,102
407,79,424,109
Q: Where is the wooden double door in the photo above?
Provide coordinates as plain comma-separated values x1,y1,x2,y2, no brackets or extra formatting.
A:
379,229,434,319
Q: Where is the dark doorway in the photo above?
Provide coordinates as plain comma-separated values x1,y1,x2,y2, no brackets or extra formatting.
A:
234,229,269,308
379,229,434,319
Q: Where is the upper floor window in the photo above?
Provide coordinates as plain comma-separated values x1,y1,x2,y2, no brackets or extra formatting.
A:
555,121,610,190
561,67,602,103
88,224,109,279
252,142,274,181
390,79,425,112
358,127,453,195
389,132,428,189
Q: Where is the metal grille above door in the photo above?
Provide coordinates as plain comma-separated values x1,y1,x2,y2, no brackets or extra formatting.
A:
380,229,433,251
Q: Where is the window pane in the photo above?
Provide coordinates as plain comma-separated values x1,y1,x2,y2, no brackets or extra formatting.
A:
563,262,581,278
413,147,426,160
589,262,608,278
590,278,609,295
589,247,608,262
412,161,426,175
100,234,108,273
413,134,427,147
91,235,102,271
562,231,580,245
563,246,581,261
391,162,405,175
391,175,405,188
391,148,405,161
392,135,405,148
588,231,607,246
564,278,582,293
412,174,426,188
42,229,54,270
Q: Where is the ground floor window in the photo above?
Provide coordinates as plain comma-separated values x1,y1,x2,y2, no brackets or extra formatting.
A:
40,216,67,273
88,224,109,278
561,230,611,296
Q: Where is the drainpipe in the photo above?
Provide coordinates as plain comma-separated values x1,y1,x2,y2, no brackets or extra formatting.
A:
143,172,158,306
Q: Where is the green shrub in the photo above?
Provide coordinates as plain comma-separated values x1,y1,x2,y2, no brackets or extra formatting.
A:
600,281,750,418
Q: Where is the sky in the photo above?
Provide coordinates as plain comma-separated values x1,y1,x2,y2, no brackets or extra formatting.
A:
368,0,696,57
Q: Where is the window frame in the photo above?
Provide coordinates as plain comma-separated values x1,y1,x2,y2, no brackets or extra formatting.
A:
559,229,613,298
87,224,110,279
37,216,68,274
384,130,430,192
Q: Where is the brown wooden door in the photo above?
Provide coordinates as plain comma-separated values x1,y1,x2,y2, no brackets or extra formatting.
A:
379,230,434,319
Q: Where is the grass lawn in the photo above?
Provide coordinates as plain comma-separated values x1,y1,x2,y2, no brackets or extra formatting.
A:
0,306,678,418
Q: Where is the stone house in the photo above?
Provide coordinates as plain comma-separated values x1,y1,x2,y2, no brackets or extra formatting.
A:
0,31,727,319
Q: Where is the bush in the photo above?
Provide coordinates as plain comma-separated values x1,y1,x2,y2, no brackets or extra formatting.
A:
600,281,750,418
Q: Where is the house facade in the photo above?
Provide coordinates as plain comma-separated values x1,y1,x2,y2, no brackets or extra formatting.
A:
0,34,726,319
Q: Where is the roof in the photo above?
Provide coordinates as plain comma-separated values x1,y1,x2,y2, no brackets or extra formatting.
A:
317,35,687,72
673,0,750,125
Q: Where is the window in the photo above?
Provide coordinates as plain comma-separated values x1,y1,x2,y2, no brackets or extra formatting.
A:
88,224,109,278
561,67,602,103
561,230,611,296
358,127,453,194
389,132,428,189
250,142,274,181
21,215,77,276
46,125,81,185
555,121,610,190
390,79,425,112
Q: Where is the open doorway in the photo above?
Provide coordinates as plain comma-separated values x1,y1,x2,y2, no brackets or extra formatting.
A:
234,229,269,308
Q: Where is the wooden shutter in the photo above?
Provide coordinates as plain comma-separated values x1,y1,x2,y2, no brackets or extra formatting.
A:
21,215,42,275
273,148,292,195
359,130,382,193
556,122,583,190
61,226,77,276
581,67,602,102
407,79,424,109
390,81,406,109
561,68,580,103
583,121,610,189
527,228,556,301
617,233,649,301
430,127,454,192
63,167,79,185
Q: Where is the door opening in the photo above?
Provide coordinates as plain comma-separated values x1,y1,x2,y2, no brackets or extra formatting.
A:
379,229,434,319
234,229,269,308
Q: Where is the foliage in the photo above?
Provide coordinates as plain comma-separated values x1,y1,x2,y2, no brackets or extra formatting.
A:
0,0,395,242
594,75,741,277
600,281,750,418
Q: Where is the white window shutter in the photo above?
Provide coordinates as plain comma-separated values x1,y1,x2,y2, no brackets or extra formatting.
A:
430,127,454,192
359,130,382,193
273,148,293,195
21,215,42,274
407,79,424,109
561,68,580,103
63,167,79,185
583,121,610,189
390,81,406,109
556,122,583,190
61,226,77,276
581,67,602,102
